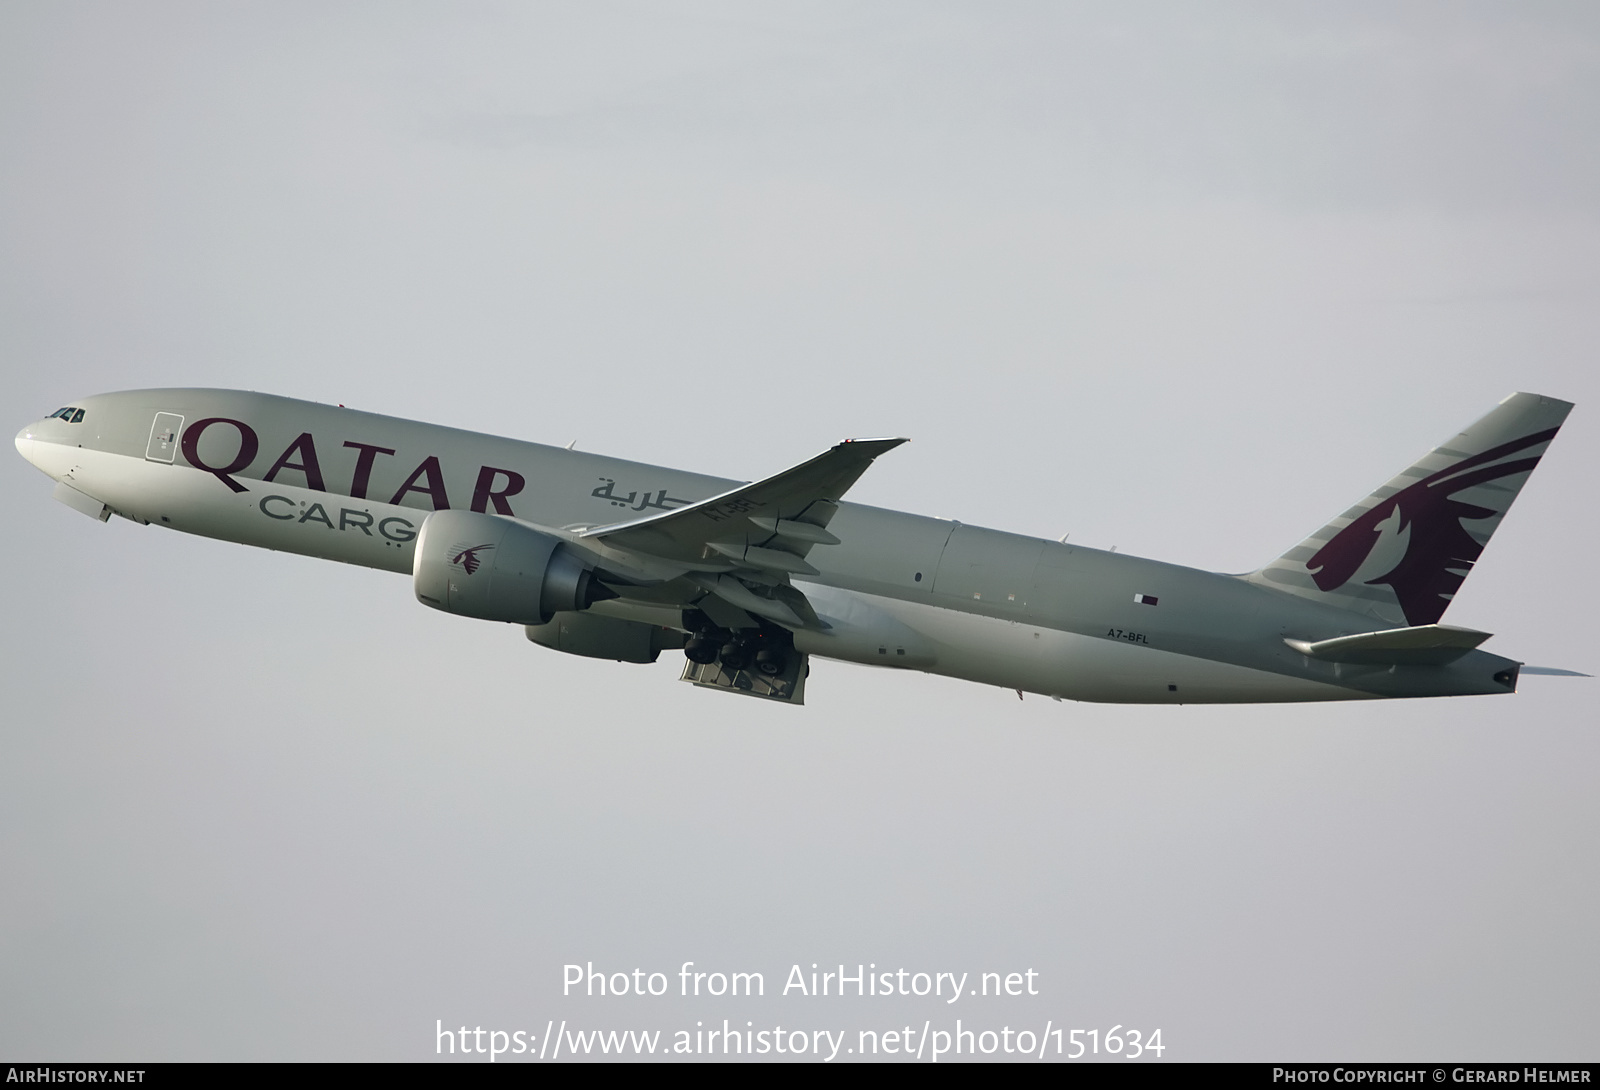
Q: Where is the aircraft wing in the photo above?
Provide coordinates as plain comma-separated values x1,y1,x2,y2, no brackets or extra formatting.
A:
576,438,907,628
580,437,905,568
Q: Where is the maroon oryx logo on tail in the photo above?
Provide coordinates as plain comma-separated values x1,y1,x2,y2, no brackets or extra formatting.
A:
449,543,495,575
1306,428,1558,626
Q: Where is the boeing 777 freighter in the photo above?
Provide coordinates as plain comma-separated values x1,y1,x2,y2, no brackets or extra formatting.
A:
15,390,1576,704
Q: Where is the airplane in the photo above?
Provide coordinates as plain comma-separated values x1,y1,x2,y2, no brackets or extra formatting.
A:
14,389,1581,705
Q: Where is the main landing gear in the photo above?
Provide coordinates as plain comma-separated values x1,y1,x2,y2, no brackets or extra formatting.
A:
681,610,792,676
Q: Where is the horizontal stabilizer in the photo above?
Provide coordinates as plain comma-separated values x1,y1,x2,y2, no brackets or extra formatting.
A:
1519,666,1592,677
1284,624,1492,666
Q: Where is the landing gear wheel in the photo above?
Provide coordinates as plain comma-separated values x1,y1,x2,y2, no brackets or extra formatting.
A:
754,647,787,676
684,635,719,664
718,640,754,671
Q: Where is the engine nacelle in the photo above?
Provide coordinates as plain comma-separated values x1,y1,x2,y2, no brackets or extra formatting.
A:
413,509,607,625
526,612,685,664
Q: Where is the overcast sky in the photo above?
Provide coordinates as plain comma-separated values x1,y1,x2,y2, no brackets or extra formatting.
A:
2,2,1597,1062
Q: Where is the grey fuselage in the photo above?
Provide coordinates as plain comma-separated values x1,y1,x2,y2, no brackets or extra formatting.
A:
15,389,1522,703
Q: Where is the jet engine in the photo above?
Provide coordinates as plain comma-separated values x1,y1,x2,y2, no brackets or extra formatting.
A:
413,510,613,625
525,613,685,663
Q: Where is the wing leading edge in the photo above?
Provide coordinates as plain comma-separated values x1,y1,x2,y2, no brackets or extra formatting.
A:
578,437,908,628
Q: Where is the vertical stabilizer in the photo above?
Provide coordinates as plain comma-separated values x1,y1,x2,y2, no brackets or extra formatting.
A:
1246,392,1572,626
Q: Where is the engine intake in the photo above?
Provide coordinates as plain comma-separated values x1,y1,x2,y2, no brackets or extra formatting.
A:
413,510,611,625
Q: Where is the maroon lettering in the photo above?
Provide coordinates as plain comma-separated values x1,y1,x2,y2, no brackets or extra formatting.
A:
388,455,451,510
470,466,526,516
180,417,259,493
343,441,396,500
262,432,326,492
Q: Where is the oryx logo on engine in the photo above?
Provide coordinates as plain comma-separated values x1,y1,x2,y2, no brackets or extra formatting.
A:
449,543,494,575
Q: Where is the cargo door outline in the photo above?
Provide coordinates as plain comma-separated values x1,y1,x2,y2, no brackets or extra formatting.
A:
146,413,184,463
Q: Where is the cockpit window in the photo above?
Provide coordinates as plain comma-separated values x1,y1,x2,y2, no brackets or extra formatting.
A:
47,407,86,423
71,409,85,423
49,408,69,419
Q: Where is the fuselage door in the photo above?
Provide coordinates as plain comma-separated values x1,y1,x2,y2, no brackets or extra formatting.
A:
145,413,184,463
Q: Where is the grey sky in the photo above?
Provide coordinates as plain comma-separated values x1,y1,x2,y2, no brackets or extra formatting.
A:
2,2,1596,1061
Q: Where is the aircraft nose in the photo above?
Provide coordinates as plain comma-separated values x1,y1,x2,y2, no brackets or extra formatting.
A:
15,424,36,466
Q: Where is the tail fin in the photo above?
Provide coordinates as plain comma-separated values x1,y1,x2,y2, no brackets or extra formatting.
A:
1247,392,1573,626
